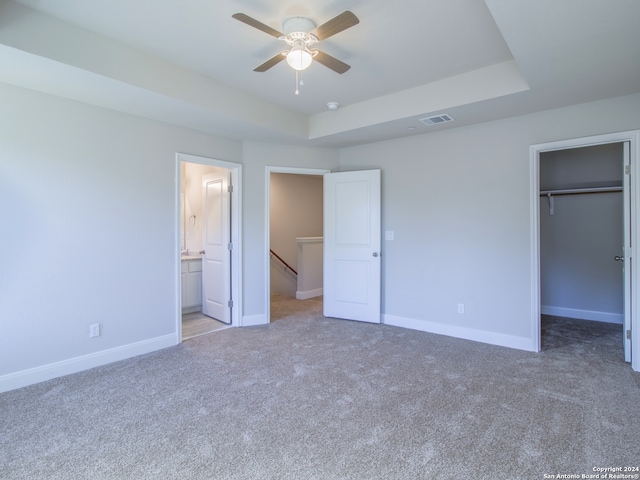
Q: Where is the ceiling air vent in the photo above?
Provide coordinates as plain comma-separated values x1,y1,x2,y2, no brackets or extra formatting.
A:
419,114,454,126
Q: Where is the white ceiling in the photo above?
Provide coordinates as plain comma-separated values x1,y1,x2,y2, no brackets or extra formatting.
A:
1,0,639,147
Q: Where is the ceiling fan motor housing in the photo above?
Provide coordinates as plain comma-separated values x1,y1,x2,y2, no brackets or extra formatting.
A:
282,17,316,35
282,18,318,50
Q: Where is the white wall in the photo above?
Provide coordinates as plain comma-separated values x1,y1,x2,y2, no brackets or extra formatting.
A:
296,238,324,299
339,93,640,349
269,258,297,298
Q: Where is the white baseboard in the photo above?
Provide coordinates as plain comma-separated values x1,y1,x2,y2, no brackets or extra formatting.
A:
0,334,177,394
383,314,536,352
242,313,267,327
541,305,623,324
296,288,323,300
182,306,201,314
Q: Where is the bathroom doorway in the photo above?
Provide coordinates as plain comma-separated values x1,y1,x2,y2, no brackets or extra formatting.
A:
176,153,242,340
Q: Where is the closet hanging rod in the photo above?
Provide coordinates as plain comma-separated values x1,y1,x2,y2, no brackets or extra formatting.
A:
539,186,622,196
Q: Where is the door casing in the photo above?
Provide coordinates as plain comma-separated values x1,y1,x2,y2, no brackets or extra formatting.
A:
530,130,640,371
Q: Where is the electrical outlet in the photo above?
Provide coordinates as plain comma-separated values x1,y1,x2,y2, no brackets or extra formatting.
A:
89,323,101,338
457,303,465,314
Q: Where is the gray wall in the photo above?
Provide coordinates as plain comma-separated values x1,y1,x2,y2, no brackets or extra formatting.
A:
0,83,339,390
1,77,639,391
235,142,339,322
0,82,241,381
339,94,640,346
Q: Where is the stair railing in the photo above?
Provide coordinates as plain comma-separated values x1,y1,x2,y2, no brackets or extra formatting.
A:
269,249,297,275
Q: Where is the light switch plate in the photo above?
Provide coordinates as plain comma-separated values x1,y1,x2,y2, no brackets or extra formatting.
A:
385,231,394,241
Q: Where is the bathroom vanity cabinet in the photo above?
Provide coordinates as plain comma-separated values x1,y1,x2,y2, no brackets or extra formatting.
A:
181,257,202,313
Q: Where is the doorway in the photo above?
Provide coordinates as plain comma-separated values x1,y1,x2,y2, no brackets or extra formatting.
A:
530,131,640,371
265,167,383,325
265,167,329,323
540,143,624,352
176,153,242,341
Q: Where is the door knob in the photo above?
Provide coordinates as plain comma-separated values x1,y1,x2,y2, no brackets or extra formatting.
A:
372,252,379,257
614,255,624,261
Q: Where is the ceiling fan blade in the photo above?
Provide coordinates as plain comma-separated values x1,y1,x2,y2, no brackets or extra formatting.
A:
232,13,284,38
253,52,286,72
313,51,351,74
311,11,359,41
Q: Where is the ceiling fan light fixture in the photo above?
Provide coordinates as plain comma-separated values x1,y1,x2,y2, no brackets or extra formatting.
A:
286,42,313,71
232,11,359,92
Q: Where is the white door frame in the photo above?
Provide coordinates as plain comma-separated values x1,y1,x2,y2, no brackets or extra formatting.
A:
529,130,640,371
265,166,330,323
176,153,243,339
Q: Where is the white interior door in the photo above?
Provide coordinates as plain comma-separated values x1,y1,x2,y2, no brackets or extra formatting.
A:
202,171,231,324
623,141,632,362
323,169,381,323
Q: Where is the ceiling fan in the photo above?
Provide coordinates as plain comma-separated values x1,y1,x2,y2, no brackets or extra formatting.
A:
232,10,359,75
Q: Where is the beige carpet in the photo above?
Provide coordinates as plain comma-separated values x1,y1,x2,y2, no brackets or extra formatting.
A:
1,300,639,479
270,293,323,322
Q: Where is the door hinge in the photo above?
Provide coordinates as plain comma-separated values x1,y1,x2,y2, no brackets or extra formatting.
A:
627,329,632,340
228,242,233,250
228,300,233,308
625,165,631,175
228,185,234,193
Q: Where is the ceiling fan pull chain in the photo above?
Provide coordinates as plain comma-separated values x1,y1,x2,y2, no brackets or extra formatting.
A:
295,70,300,95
